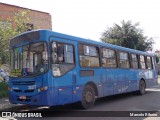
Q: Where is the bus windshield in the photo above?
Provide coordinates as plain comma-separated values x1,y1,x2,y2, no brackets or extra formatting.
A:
10,42,48,77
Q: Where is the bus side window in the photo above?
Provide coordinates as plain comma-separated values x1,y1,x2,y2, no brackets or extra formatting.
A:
152,57,156,70
131,54,138,69
146,56,153,69
140,55,146,69
79,44,100,67
101,48,117,68
118,51,130,68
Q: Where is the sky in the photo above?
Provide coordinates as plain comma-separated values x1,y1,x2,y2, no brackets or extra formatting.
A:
1,0,160,50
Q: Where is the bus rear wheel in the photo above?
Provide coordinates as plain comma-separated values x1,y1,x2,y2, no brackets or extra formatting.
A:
81,85,95,109
137,80,146,95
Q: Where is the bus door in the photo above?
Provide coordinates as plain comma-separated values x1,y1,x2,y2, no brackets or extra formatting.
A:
50,37,76,105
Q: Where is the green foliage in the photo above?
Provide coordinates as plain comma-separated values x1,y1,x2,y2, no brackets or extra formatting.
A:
14,10,31,34
0,10,31,64
0,81,8,98
101,20,154,51
0,21,13,64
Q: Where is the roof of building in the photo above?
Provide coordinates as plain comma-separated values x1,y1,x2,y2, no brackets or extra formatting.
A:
0,2,50,15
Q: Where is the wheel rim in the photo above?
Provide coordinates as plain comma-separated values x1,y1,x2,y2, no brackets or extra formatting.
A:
84,91,93,103
81,85,95,109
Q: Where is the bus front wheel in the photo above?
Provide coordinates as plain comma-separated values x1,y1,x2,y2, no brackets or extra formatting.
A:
137,80,146,95
81,85,95,109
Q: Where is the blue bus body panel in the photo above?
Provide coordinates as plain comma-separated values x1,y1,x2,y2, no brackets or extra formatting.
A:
126,69,139,92
102,68,114,96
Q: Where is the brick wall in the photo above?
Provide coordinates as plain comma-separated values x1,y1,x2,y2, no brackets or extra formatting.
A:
0,3,52,30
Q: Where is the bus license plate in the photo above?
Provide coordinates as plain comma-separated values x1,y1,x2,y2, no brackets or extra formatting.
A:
19,96,26,100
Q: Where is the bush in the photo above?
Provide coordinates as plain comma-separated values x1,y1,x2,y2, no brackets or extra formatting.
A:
0,81,8,98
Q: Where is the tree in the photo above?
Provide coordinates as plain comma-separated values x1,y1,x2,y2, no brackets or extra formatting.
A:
101,20,154,51
0,21,13,64
0,10,31,64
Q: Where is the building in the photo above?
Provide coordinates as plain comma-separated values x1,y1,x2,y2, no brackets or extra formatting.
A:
0,2,52,30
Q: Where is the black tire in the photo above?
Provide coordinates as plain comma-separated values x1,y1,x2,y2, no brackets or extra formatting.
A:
137,80,146,95
81,85,95,109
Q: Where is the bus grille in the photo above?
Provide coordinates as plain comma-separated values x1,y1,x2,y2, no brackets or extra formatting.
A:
24,90,34,93
12,81,35,85
14,90,22,92
13,89,35,93
12,81,36,93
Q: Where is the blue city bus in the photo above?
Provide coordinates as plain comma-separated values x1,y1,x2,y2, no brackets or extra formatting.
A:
8,29,158,109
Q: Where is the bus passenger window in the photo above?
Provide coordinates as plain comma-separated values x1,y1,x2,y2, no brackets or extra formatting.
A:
51,42,75,76
152,57,155,70
84,45,90,55
102,48,117,68
140,55,146,69
118,52,130,68
79,44,99,67
146,56,153,69
131,54,138,69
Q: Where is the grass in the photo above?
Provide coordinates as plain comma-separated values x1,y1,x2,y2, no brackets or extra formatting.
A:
0,81,8,98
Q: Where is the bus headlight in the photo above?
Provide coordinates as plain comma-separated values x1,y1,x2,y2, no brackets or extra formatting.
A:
38,86,48,92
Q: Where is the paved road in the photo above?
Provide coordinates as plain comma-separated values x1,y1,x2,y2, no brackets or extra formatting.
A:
1,79,160,120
